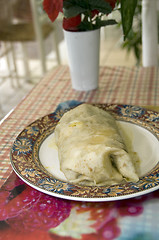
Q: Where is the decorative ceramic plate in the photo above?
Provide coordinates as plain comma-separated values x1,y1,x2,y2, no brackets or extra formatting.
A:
10,103,159,202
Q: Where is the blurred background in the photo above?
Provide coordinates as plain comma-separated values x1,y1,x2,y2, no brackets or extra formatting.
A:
0,0,141,120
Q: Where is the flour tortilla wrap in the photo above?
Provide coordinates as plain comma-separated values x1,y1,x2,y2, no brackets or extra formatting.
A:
54,104,139,186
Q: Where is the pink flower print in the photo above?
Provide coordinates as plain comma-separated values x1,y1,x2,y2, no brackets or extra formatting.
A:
99,218,120,240
116,199,143,217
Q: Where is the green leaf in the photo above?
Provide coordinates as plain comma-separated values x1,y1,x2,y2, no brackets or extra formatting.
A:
121,0,138,40
63,6,86,18
96,19,117,28
63,0,113,18
88,0,112,14
78,21,94,31
78,19,117,31
63,0,87,18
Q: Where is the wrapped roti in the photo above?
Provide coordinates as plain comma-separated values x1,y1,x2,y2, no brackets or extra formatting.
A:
54,104,139,186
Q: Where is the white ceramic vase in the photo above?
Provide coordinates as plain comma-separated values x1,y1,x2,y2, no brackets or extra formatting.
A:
64,28,100,91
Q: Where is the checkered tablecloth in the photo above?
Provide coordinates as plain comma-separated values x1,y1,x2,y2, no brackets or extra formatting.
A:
0,65,159,187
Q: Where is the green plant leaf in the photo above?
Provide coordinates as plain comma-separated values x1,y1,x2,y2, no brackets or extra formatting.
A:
63,0,112,18
63,6,86,18
121,0,138,40
96,19,117,28
88,0,112,14
78,21,94,31
78,18,117,31
63,0,87,18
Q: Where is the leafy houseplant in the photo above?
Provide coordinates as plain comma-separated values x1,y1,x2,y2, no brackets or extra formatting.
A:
119,0,142,66
43,0,117,31
43,0,138,91
43,0,138,39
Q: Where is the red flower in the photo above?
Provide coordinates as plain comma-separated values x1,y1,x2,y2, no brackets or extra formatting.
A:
43,0,63,22
91,10,99,18
63,15,81,31
106,0,117,10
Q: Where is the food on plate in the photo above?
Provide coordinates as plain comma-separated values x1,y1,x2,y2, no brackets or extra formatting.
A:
54,103,139,186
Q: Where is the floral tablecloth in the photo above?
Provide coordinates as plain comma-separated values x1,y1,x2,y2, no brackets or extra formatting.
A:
1,171,159,240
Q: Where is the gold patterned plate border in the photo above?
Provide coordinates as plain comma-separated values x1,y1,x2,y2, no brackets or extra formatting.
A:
10,104,159,202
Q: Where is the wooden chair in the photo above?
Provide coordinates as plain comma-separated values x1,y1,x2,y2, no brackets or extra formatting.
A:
0,0,61,86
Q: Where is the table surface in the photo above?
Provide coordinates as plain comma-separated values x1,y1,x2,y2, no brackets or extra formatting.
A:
0,65,159,240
